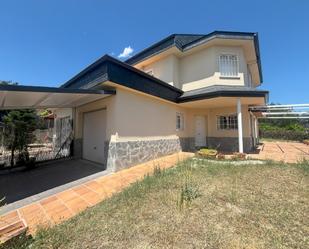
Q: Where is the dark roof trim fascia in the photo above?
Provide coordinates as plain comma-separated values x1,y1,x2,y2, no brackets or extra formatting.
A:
0,84,116,95
178,90,269,103
105,56,183,93
126,34,176,64
182,31,255,50
60,55,183,102
61,55,182,93
253,33,263,83
125,33,204,65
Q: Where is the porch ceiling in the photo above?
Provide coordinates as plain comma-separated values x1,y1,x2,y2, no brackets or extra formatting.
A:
178,96,265,109
0,85,115,110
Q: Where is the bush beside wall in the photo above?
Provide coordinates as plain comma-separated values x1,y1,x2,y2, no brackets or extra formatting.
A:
259,129,308,141
259,121,309,141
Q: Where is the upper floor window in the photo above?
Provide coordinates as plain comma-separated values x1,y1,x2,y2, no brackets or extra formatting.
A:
176,112,184,131
219,54,239,77
217,114,238,130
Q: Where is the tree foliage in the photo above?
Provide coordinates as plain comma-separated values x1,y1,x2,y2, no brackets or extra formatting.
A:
3,109,37,167
0,80,18,85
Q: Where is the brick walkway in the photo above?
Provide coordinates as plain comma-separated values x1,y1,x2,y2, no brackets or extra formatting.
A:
0,152,193,237
249,141,309,163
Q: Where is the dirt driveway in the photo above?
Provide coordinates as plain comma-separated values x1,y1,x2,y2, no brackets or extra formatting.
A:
249,141,309,163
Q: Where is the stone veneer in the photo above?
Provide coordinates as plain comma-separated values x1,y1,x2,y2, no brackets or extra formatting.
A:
106,137,182,172
73,136,254,172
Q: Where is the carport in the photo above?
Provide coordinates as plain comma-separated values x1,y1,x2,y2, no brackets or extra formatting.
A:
0,84,115,110
0,84,115,163
0,84,115,211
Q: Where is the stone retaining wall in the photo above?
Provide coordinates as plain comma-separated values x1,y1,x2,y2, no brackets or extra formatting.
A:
106,137,182,171
74,136,254,172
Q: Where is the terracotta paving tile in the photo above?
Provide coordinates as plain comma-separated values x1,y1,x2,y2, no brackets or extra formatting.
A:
48,209,73,224
44,204,68,216
248,141,309,163
56,189,79,202
81,191,101,206
84,180,102,191
0,211,19,227
40,197,64,212
40,196,58,205
19,203,51,231
0,152,194,235
65,197,90,214
72,185,92,196
19,203,41,216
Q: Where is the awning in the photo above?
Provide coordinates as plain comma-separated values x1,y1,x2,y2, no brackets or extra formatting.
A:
249,104,309,119
0,85,115,109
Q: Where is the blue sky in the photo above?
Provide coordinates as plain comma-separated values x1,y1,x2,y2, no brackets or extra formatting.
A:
0,0,308,104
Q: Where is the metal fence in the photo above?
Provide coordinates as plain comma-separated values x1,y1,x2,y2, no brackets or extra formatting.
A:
0,117,73,168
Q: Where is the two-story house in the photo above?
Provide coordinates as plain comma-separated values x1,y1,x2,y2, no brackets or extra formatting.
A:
0,31,268,172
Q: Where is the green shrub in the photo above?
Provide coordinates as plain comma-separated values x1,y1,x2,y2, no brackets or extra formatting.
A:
259,129,308,141
259,119,309,141
197,148,218,159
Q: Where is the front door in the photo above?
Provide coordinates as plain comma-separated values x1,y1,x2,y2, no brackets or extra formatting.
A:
195,115,206,147
83,109,106,164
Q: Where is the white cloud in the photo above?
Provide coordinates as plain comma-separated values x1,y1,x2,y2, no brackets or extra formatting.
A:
118,46,134,58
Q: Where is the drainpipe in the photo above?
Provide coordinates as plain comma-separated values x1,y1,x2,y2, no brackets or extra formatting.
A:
237,98,244,153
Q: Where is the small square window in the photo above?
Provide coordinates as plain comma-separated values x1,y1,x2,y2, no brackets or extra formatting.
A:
176,113,184,131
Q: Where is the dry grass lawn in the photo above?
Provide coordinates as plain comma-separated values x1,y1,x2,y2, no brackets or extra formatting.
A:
2,159,309,249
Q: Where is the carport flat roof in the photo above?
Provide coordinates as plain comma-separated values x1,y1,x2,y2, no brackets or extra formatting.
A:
0,84,115,109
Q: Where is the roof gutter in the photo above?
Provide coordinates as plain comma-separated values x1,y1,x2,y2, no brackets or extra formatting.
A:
178,90,269,103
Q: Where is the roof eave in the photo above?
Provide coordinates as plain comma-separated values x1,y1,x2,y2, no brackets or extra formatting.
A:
177,90,269,103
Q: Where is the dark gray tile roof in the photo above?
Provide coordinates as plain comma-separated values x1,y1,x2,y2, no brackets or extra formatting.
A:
124,34,203,66
125,31,263,83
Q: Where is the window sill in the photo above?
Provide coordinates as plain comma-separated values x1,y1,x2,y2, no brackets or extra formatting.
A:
219,76,241,80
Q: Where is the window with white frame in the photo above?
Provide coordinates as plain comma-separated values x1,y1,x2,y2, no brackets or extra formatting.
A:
176,112,184,131
219,54,239,77
217,114,238,130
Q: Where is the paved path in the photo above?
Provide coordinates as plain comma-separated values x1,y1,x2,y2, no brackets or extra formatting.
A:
0,152,193,236
0,159,105,205
249,141,309,163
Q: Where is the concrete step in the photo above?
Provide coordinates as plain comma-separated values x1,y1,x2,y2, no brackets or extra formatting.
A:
0,219,27,244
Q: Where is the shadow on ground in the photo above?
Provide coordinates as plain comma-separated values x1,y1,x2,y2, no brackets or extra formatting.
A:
0,159,104,205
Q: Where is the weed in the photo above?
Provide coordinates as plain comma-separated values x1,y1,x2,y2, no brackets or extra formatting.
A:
153,165,162,177
178,182,201,209
3,159,308,249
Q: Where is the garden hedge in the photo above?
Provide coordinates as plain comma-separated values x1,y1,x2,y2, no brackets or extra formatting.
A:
259,129,309,141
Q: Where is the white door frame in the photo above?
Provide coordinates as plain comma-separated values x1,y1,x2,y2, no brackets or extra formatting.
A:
195,115,206,147
82,108,106,164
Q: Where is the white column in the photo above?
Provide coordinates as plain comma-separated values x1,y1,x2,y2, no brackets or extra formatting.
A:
237,98,243,153
254,117,259,143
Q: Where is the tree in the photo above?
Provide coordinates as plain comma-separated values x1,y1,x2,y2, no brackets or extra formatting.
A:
3,109,37,167
0,80,18,85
